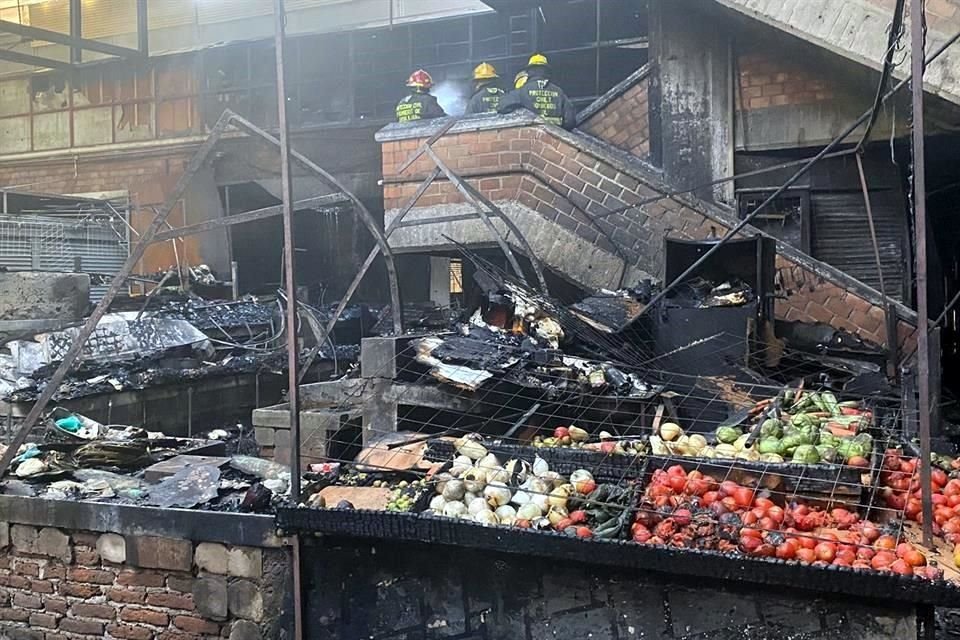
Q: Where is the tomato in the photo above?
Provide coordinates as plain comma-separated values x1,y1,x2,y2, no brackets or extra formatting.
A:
942,518,960,535
795,548,816,564
905,499,922,519
871,551,896,570
832,556,852,568
721,496,739,513
936,506,954,525
856,547,876,561
649,484,673,499
933,468,948,488
742,511,759,527
733,487,755,509
903,549,926,567
672,508,692,527
701,491,719,506
686,478,709,497
739,535,762,554
631,523,652,544
889,559,913,576
751,507,768,521
775,542,797,560
814,542,837,563
920,566,944,580
569,510,587,524
947,495,960,508
860,523,880,543
847,456,870,468
945,479,960,497
797,535,818,550
719,480,739,496
740,527,763,540
759,517,777,533
754,497,775,512
932,493,948,507
766,506,785,525
668,475,688,494
835,549,856,565
555,518,573,531
875,535,898,551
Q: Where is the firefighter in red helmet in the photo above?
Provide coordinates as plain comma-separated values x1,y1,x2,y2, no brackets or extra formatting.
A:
396,69,446,123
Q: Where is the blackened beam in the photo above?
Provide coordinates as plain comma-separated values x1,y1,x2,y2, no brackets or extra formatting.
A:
151,194,348,243
297,167,442,382
226,112,403,336
0,111,236,479
636,27,960,318
0,20,144,60
460,175,550,294
425,146,540,291
0,49,72,70
137,0,149,56
395,212,490,228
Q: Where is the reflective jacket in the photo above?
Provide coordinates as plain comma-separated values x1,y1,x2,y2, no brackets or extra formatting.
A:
466,84,505,115
499,76,576,130
395,91,446,123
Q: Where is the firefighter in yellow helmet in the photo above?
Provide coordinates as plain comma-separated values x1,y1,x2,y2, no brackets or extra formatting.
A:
396,69,446,124
499,54,576,130
514,70,529,90
465,62,505,115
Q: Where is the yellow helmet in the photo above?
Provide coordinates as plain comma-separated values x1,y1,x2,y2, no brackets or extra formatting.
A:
473,62,498,81
527,53,549,67
514,70,529,89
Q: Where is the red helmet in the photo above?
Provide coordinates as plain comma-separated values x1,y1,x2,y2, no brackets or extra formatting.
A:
406,69,433,90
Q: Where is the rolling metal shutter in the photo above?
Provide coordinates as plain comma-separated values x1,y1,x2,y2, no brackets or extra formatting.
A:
0,212,129,301
810,191,907,302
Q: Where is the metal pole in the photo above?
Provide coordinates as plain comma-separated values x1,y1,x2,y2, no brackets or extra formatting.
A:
273,4,304,640
911,0,933,547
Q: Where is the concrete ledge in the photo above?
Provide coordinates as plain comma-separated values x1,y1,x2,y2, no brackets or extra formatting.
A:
578,63,654,124
0,495,282,548
376,111,538,143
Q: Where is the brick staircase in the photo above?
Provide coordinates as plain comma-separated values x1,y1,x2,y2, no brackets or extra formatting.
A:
376,102,916,350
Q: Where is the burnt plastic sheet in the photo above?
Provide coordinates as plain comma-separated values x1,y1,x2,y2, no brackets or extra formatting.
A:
145,464,221,509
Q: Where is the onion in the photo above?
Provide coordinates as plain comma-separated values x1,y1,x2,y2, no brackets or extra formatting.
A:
660,422,683,442
451,456,473,476
429,495,447,512
511,490,532,506
434,472,453,496
486,466,509,484
539,471,563,487
478,453,501,471
526,478,551,496
531,492,549,513
442,479,466,501
483,482,513,508
569,470,593,486
532,456,550,477
517,503,542,520
495,505,517,526
474,510,500,526
688,434,708,453
464,491,480,504
456,437,487,460
443,501,468,518
504,459,530,484
461,468,487,493
649,435,669,456
468,497,492,515
568,426,589,442
547,505,569,527
548,485,571,509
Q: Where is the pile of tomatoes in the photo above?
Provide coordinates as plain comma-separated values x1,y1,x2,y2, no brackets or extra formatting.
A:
880,448,960,537
632,465,942,579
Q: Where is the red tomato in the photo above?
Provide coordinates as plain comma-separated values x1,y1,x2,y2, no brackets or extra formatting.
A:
751,507,767,521
835,549,857,565
775,543,797,560
687,478,709,497
814,542,837,563
890,559,913,576
766,506,785,524
733,487,755,509
701,491,719,506
942,518,960,535
856,547,876,561
721,496,739,513
668,475,688,494
832,557,852,568
933,468,948,488
944,479,960,497
667,465,687,477
719,481,739,498
759,517,777,532
947,495,960,508
932,493,948,507
795,548,816,564
875,535,898,551
739,535,762,554
740,527,763,540
871,551,896,570
741,511,759,527
903,549,926,567
754,497,775,511
797,535,818,550
860,523,881,543
904,500,922,519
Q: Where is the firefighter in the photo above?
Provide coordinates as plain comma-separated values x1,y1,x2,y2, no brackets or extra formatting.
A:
514,70,529,90
499,54,576,130
395,69,446,123
466,62,505,115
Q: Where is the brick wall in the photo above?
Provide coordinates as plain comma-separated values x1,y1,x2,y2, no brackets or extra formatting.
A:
736,51,835,111
380,118,916,350
579,76,652,159
0,522,287,640
0,150,200,276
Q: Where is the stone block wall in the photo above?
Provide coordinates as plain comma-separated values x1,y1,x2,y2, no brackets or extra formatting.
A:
0,522,288,640
579,68,652,159
379,116,916,349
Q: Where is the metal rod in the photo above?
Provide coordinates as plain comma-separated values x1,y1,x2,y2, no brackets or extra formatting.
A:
0,20,144,60
912,0,933,548
855,153,887,300
231,261,239,301
69,0,81,65
0,111,237,479
297,168,442,383
151,194,348,242
227,113,404,335
0,49,73,70
460,178,550,295
274,0,301,497
637,25,960,319
425,146,531,288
